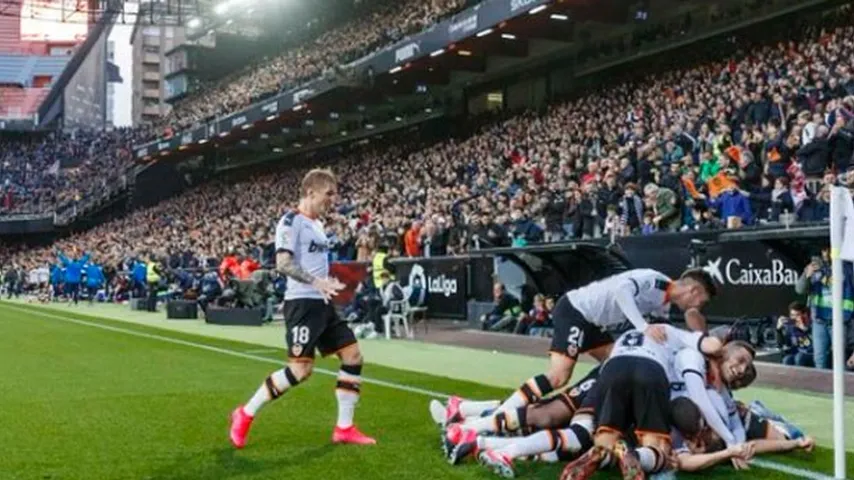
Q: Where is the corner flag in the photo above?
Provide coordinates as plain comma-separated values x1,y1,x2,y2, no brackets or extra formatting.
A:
829,185,852,479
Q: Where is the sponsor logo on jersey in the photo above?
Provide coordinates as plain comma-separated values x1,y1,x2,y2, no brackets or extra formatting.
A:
291,344,303,357
308,240,330,253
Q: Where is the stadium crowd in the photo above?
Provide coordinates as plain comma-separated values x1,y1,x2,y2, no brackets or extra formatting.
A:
2,8,854,261
0,128,147,215
11,6,854,265
155,0,470,134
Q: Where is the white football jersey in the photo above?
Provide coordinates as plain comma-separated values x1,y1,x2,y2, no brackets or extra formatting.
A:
608,326,704,383
674,348,742,446
275,210,330,301
566,269,673,331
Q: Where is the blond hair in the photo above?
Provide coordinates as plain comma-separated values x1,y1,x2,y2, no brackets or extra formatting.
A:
301,168,337,196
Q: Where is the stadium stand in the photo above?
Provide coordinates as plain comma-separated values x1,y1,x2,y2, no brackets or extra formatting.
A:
5,2,854,275
149,0,470,135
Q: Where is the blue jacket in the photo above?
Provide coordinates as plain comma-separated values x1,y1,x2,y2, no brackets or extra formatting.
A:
708,190,753,225
84,264,104,288
132,261,147,284
49,264,62,285
58,252,90,284
780,323,813,356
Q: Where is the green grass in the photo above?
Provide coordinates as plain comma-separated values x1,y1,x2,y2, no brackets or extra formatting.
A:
0,302,851,480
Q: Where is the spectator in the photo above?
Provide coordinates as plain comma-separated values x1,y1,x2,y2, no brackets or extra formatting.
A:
777,301,814,367
707,184,753,228
516,294,553,336
644,183,680,232
795,248,854,369
404,221,422,257
481,282,522,332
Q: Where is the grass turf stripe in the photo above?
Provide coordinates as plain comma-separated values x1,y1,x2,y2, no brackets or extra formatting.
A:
2,303,839,480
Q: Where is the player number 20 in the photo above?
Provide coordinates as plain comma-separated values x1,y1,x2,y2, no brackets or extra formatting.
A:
292,326,310,345
567,326,584,348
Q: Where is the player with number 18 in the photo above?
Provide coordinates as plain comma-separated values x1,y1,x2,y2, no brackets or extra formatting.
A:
229,169,376,449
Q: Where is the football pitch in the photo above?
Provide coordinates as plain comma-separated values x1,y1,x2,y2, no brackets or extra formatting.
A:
1,302,852,480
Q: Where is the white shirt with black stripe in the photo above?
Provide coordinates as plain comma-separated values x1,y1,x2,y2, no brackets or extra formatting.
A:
566,268,673,331
608,326,704,382
275,210,329,301
674,348,745,446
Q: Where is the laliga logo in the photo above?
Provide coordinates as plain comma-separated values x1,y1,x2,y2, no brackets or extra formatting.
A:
409,264,426,291
696,257,798,286
428,274,458,297
410,264,458,297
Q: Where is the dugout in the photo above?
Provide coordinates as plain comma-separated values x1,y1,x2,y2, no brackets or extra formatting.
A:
466,242,632,311
717,224,829,264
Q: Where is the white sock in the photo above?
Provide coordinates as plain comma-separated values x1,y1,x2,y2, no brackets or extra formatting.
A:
245,368,295,416
463,414,500,434
496,391,528,413
502,431,558,459
460,400,500,418
479,436,517,451
537,451,560,463
336,366,362,428
557,427,582,453
636,446,665,473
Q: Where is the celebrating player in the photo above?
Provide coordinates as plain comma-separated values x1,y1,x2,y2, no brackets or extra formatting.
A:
672,339,757,469
559,327,722,480
229,169,376,448
670,395,814,473
467,268,715,435
435,367,600,468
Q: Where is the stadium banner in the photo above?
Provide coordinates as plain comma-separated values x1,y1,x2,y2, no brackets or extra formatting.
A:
132,0,549,158
617,232,805,322
392,258,468,319
0,214,55,234
135,79,337,158
372,0,550,74
324,230,815,323
0,118,39,132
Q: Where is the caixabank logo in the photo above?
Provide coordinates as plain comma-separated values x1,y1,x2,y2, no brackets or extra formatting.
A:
692,257,799,286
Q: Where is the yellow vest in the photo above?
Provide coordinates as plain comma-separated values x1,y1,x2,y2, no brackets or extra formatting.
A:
145,262,161,284
372,252,391,289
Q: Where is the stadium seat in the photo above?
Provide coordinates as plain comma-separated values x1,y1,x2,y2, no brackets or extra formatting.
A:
383,300,413,340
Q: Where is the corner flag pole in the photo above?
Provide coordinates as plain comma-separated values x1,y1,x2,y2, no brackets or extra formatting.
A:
830,185,848,480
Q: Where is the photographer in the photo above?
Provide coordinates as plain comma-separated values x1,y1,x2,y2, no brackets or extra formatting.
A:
795,248,854,369
777,302,814,367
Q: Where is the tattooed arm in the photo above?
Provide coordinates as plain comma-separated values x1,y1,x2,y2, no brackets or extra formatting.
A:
276,251,315,285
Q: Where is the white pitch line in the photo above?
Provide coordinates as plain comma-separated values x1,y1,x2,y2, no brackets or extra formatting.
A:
243,349,280,354
2,304,838,480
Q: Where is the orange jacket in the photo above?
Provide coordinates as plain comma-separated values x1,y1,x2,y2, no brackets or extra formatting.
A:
219,256,240,280
404,227,421,257
706,172,738,198
238,259,260,280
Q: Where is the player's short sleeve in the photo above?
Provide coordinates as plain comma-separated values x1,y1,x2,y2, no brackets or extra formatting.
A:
628,270,671,300
675,348,707,381
275,212,298,254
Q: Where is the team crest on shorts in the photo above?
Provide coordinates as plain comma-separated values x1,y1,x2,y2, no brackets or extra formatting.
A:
566,345,578,358
291,344,304,357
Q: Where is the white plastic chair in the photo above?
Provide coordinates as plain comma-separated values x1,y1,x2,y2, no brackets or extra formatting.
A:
384,299,413,339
